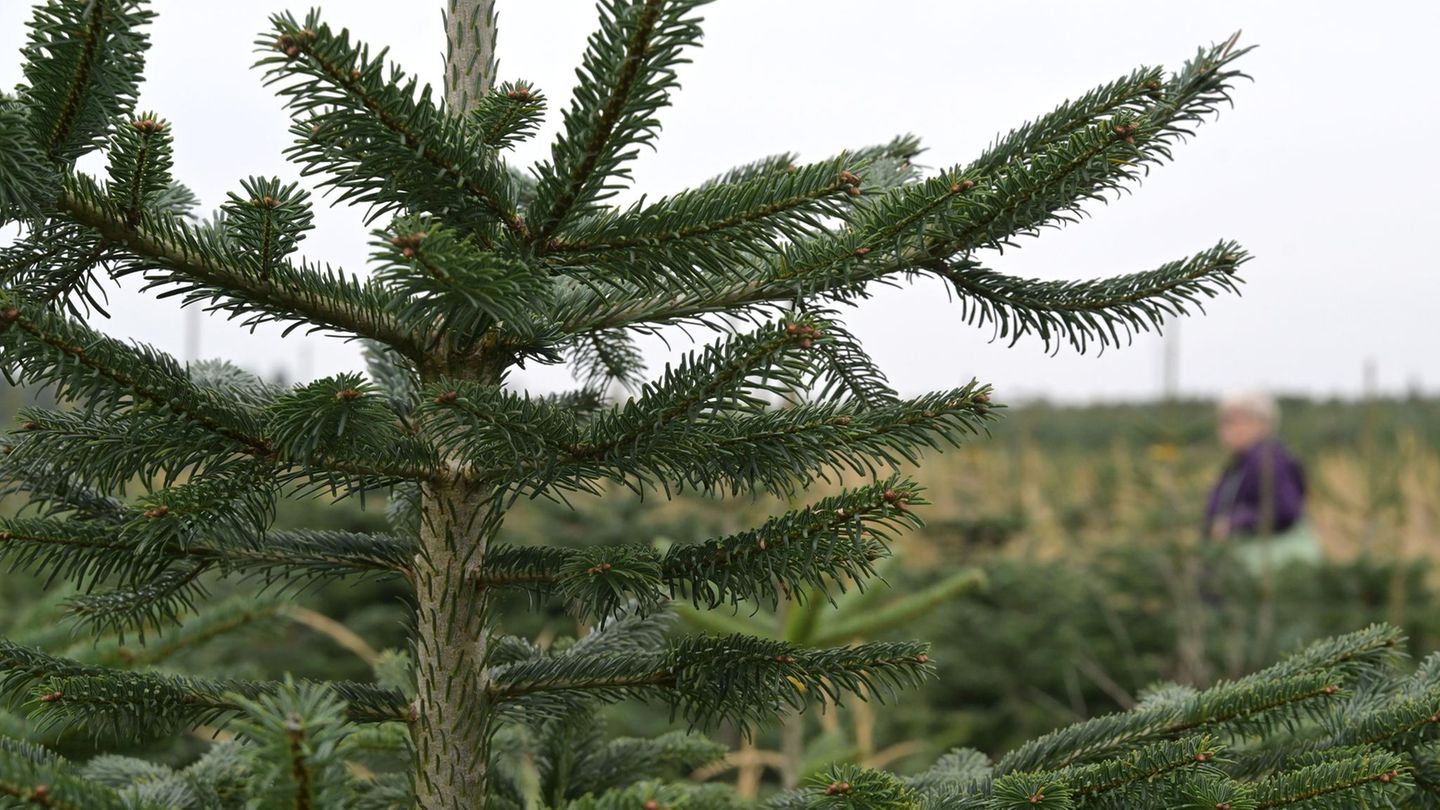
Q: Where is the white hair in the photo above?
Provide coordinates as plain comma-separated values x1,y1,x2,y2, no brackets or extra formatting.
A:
1218,391,1280,429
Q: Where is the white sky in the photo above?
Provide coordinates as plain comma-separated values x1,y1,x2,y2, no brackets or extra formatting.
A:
2,0,1437,403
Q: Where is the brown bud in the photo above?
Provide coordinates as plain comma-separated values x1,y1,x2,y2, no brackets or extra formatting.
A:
839,170,861,186
1195,752,1210,762
832,415,852,427
20,421,40,432
507,85,533,102
335,388,361,400
846,185,862,197
951,178,976,193
285,45,301,58
391,232,427,255
144,505,170,519
31,785,49,800
840,783,851,792
435,390,459,405
1322,685,1339,695
40,691,63,703
1,307,19,322
1216,804,1231,810
825,783,840,796
915,653,929,663
643,802,661,810
349,69,362,81
798,337,812,349
785,323,800,335
1380,770,1396,783
853,246,871,257
1029,793,1044,805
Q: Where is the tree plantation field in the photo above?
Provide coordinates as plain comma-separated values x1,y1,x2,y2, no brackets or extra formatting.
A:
7,0,1440,805
492,395,1440,773
6,391,1438,795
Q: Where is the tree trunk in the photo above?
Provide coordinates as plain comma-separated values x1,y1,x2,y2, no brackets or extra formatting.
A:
421,11,504,800
444,0,498,116
414,475,496,808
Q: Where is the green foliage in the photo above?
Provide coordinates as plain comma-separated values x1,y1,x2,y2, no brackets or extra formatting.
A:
217,177,315,283
373,215,550,349
529,0,708,241
19,0,153,163
258,10,522,238
227,679,356,809
8,0,1394,807
752,627,1433,809
0,94,58,219
104,113,172,227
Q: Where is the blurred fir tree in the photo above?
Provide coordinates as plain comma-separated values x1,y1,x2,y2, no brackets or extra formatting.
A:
6,1,1440,808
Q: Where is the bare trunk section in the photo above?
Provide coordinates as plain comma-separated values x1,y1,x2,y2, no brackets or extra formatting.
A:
414,475,495,808
444,0,498,116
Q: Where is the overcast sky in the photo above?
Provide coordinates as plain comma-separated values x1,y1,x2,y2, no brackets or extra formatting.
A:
2,0,1436,403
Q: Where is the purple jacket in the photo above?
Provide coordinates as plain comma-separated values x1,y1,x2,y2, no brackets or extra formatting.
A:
1204,439,1306,537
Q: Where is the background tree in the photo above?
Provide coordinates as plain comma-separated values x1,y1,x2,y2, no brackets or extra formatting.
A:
8,1,1439,808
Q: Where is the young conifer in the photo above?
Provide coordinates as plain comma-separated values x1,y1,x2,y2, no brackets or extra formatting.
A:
7,2,1436,809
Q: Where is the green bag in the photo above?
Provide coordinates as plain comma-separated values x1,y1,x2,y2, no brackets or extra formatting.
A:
1233,521,1324,578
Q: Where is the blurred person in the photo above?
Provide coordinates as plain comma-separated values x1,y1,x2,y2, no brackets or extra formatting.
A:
1204,392,1321,573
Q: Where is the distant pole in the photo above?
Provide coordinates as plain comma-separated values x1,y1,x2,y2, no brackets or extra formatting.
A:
184,307,200,363
1162,318,1181,401
299,342,314,383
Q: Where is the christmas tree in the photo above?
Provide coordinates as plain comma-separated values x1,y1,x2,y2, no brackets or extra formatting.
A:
5,1,1440,808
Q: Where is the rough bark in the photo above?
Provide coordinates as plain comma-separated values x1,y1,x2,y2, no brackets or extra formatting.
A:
413,475,496,808
444,0,498,116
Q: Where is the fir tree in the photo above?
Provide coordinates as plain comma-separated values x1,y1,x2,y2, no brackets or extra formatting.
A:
7,1,1440,808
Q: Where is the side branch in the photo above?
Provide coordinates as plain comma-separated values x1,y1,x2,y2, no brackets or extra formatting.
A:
279,26,523,236
488,634,933,732
0,642,411,739
0,300,269,456
530,0,667,243
55,183,426,361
